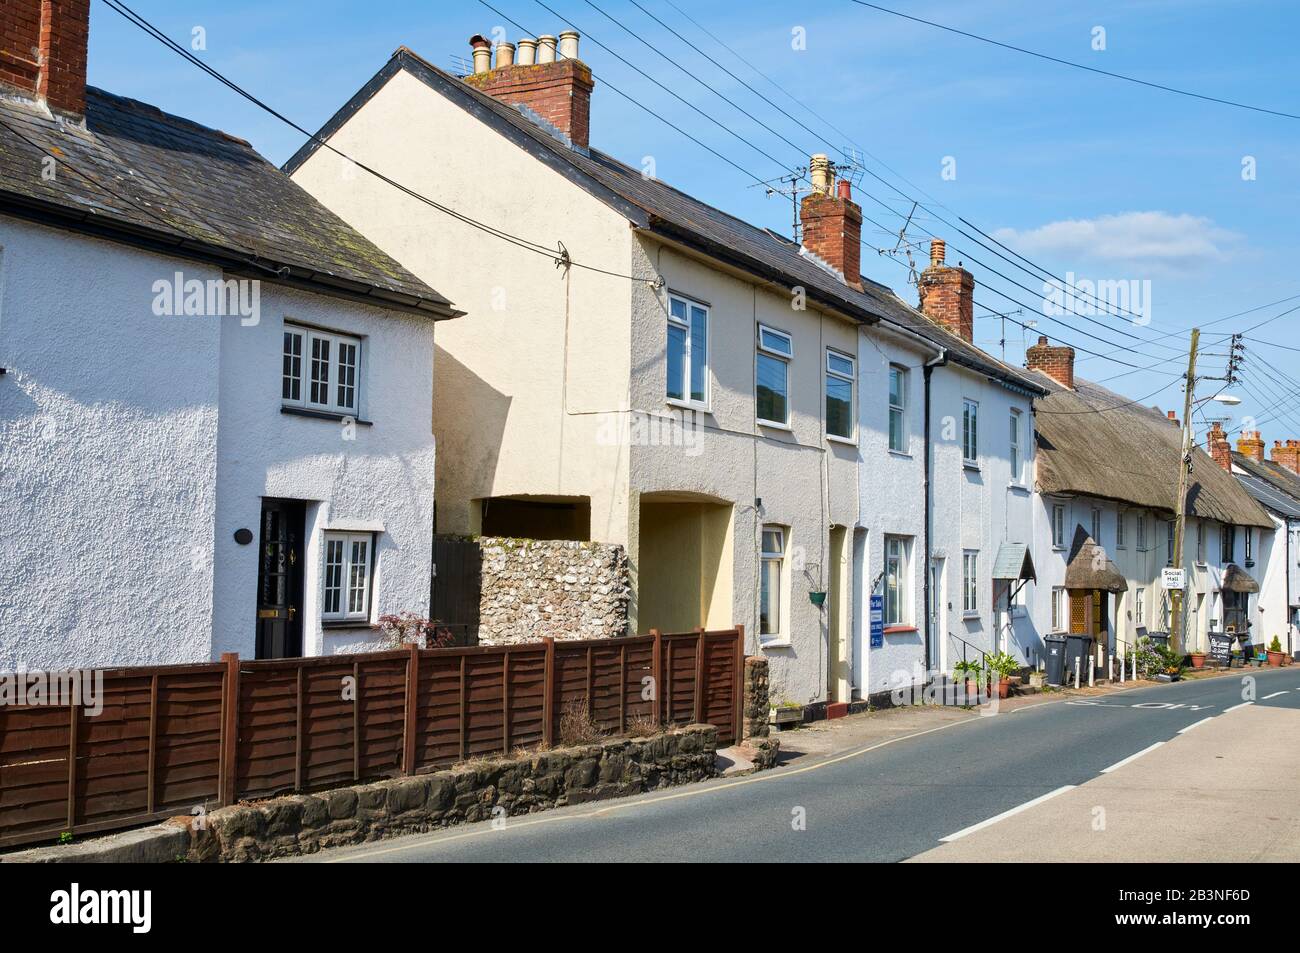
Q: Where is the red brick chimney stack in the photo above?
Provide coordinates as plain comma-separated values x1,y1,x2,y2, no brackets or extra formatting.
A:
463,30,594,149
1236,430,1265,463
1206,421,1232,471
799,154,863,289
0,0,90,116
1025,335,1076,390
1272,439,1300,474
917,238,975,342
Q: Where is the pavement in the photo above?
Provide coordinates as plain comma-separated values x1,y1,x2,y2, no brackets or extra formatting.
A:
283,665,1300,863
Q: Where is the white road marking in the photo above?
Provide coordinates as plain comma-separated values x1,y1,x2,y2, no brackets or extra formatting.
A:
939,785,1076,842
1224,702,1254,713
1178,717,1215,734
1101,741,1164,774
1263,691,1289,700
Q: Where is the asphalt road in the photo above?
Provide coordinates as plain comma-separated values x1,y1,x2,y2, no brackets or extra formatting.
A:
288,667,1300,863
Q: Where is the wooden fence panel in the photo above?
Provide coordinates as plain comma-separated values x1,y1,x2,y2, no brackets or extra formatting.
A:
0,629,741,849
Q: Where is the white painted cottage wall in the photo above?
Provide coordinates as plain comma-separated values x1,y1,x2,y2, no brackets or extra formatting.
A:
0,218,220,667
0,216,437,669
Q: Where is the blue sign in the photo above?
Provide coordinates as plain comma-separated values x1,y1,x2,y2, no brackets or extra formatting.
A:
869,594,884,648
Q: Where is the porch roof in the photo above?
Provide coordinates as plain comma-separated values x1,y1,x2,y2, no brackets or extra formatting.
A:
1221,563,1260,594
1063,526,1127,593
992,542,1036,582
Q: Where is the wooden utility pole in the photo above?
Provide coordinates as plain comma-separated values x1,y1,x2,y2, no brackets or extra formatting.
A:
1170,328,1200,654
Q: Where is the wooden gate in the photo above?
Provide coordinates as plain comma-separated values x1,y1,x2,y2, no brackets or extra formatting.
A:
431,535,481,644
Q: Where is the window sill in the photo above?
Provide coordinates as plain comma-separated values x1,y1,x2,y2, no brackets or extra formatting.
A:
666,397,711,415
760,638,793,650
962,612,981,620
883,625,917,634
282,406,373,426
888,449,912,460
1007,482,1029,493
826,433,858,447
322,619,374,630
962,461,981,472
757,419,793,433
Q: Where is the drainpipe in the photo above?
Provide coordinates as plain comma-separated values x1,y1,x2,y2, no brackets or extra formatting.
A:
922,347,948,677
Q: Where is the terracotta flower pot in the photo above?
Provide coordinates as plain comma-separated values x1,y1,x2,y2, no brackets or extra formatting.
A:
997,677,1011,699
1190,653,1206,669
1266,650,1284,667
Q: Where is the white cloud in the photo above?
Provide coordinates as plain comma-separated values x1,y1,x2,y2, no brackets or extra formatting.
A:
992,212,1239,272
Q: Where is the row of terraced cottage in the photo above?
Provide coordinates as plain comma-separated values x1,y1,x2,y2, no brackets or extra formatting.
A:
3,5,1298,714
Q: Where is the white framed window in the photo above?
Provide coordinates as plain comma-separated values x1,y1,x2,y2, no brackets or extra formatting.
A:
1051,586,1066,631
1091,508,1102,543
888,365,907,453
962,551,978,614
1196,521,1205,564
756,325,792,427
884,535,910,626
759,525,786,641
323,532,374,622
1116,511,1126,548
1245,528,1253,562
1137,514,1148,552
962,399,979,464
1135,587,1146,626
283,324,361,415
825,349,855,440
1166,520,1175,565
1220,524,1235,563
1009,409,1022,482
1051,504,1066,549
667,294,709,406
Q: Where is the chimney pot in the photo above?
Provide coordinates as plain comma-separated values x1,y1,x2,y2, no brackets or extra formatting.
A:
517,38,538,66
837,179,852,200
558,30,581,61
464,38,595,149
469,34,493,73
930,239,946,267
799,154,862,288
1206,421,1233,471
537,35,558,63
495,42,516,69
917,236,975,343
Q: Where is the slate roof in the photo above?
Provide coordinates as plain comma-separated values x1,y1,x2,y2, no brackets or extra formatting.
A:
992,542,1035,581
0,87,457,318
1232,452,1300,519
1030,372,1273,528
283,49,1047,395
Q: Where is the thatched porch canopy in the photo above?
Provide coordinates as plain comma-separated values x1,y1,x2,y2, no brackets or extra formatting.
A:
1063,526,1127,593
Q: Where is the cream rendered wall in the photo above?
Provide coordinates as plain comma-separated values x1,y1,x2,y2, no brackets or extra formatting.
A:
288,69,635,546
628,241,860,705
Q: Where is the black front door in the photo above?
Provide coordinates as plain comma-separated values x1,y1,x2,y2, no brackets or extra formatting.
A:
255,498,305,659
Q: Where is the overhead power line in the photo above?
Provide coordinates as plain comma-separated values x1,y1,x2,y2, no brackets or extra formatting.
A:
847,0,1300,121
101,0,658,285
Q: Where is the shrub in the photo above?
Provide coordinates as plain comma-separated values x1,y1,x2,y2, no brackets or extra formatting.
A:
558,697,604,746
1269,635,1283,653
373,613,455,649
983,651,1019,678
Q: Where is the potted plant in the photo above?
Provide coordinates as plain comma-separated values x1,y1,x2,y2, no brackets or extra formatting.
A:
1266,636,1285,668
1153,644,1184,682
953,659,982,700
984,651,1019,699
1189,650,1206,669
770,700,803,728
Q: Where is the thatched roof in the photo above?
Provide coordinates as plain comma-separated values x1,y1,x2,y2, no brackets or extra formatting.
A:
1222,563,1260,593
1063,526,1128,592
1032,375,1272,528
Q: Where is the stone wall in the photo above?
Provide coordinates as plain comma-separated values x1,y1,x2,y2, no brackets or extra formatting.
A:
188,725,716,862
744,656,770,739
478,536,630,643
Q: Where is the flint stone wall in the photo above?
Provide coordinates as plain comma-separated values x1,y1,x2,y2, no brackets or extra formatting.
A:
478,536,630,644
188,725,716,862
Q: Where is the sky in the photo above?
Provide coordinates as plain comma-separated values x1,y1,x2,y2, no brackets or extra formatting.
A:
87,0,1300,445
